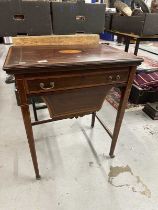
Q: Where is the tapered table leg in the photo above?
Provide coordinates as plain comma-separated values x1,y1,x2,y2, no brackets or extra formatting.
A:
134,39,140,55
16,79,40,179
91,112,96,128
31,98,38,121
21,104,40,179
109,67,136,158
124,37,130,52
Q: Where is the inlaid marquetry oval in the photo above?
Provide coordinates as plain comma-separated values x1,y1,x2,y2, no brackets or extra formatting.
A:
58,50,82,54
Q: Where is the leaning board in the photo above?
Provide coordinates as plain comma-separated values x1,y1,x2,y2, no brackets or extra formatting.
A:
12,34,100,46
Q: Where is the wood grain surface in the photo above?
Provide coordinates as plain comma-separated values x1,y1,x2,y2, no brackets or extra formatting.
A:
3,44,143,74
3,43,143,178
12,34,99,46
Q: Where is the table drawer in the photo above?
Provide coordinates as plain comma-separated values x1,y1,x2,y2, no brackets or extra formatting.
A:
25,70,129,94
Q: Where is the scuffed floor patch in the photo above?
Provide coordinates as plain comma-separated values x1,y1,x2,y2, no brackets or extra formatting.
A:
108,165,151,198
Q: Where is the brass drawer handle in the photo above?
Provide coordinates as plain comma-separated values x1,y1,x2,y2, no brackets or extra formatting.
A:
40,82,55,90
108,75,113,81
116,75,120,80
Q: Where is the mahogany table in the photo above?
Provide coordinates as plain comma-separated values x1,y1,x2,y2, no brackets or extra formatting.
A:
3,44,143,179
106,30,158,55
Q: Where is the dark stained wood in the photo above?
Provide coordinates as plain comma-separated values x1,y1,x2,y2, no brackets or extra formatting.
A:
3,44,143,178
3,44,142,74
91,112,96,128
25,69,129,94
109,66,137,158
96,114,113,138
106,30,158,56
42,86,112,118
16,79,40,179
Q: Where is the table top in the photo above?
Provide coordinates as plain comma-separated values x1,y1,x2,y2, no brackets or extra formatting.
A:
3,44,143,74
106,30,158,39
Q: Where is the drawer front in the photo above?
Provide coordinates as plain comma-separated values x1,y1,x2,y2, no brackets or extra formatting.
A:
25,70,129,94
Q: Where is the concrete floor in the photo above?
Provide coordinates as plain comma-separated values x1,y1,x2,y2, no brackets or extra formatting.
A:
0,44,158,210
